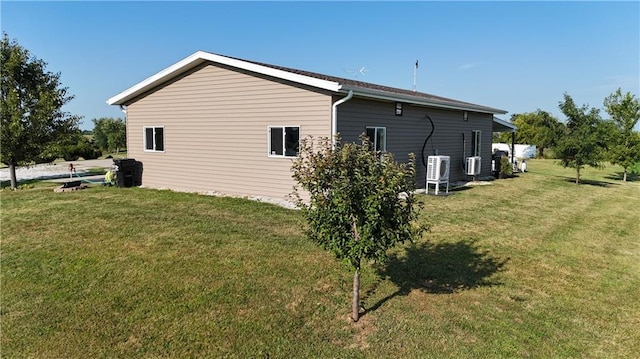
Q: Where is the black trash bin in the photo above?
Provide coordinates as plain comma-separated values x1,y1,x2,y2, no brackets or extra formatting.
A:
114,159,137,188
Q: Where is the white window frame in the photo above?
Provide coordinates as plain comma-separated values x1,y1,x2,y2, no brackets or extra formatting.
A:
143,126,165,152
267,125,300,158
472,130,481,157
366,126,387,152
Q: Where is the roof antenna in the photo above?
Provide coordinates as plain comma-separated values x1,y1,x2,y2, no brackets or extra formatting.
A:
344,66,369,79
413,60,418,92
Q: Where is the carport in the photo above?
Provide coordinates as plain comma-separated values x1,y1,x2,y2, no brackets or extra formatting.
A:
492,117,517,164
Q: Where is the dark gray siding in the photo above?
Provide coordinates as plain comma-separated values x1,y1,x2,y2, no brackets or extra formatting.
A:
336,97,494,187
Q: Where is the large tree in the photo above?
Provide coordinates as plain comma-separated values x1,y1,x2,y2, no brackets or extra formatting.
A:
1,33,80,188
603,88,640,182
92,117,126,153
292,135,424,322
555,93,606,184
493,110,563,158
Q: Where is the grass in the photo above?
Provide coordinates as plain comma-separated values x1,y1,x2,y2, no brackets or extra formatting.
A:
1,159,639,358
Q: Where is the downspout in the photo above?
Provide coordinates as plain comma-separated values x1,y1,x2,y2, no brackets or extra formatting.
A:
331,90,354,147
120,105,128,153
462,133,466,171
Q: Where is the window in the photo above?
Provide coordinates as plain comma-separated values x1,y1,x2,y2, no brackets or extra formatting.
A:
144,126,164,152
366,127,386,152
268,126,299,157
472,130,481,157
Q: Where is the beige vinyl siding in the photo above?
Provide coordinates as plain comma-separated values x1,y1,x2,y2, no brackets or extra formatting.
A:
337,97,494,186
126,63,331,199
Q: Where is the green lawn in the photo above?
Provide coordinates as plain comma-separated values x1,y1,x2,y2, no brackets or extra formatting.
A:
2,159,639,358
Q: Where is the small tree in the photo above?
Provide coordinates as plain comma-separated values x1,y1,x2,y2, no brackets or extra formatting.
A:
1,33,80,188
555,93,605,184
604,88,640,182
292,135,424,322
92,117,126,153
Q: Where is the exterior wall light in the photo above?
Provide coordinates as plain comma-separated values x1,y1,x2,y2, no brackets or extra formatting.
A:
463,111,469,122
395,102,403,116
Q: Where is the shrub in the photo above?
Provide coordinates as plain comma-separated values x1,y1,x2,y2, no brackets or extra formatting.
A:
58,137,102,161
500,156,513,177
34,150,59,164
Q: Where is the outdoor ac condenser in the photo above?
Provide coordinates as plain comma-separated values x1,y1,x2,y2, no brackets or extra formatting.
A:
426,155,450,195
466,156,481,176
427,155,450,181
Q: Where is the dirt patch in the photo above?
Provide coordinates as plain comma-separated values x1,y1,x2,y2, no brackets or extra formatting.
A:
337,312,376,351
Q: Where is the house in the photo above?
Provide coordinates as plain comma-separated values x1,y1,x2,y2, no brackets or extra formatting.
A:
107,51,507,200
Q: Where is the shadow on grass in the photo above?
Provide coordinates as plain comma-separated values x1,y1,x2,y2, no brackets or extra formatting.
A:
558,176,619,187
448,185,473,193
604,172,639,182
364,240,508,316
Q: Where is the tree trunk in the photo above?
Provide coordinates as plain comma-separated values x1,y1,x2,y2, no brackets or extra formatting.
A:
539,147,544,159
352,269,360,322
351,217,361,322
575,168,580,184
9,162,18,189
623,170,627,182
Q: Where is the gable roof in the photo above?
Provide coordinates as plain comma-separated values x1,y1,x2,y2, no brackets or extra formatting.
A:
107,51,507,115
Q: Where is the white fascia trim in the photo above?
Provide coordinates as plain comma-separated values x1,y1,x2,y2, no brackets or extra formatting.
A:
340,86,508,115
107,51,341,105
107,52,205,105
493,116,517,131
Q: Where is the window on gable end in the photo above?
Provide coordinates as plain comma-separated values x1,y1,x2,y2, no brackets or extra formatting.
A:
268,126,300,157
144,126,165,152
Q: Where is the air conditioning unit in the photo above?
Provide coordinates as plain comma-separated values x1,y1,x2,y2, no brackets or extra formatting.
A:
426,155,450,195
466,156,481,176
427,156,450,181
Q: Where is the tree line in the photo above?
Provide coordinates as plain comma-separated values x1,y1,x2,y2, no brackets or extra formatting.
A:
494,90,640,183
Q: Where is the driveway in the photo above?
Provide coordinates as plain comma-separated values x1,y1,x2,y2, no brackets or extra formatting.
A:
1,158,117,182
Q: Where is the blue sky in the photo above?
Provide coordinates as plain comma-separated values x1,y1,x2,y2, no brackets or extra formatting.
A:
2,1,639,131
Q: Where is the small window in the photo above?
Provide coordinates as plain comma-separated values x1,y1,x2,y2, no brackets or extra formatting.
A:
144,126,165,152
365,127,386,152
268,126,299,157
472,130,481,157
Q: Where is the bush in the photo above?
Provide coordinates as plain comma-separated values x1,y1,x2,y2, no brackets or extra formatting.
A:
78,143,102,160
58,137,102,161
34,150,59,164
500,156,513,177
62,153,80,161
541,148,557,159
